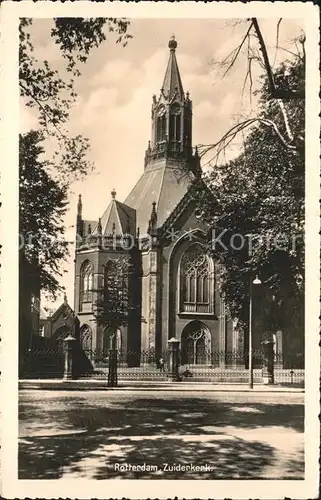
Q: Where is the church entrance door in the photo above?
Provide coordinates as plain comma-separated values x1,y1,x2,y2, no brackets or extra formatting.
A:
181,321,211,365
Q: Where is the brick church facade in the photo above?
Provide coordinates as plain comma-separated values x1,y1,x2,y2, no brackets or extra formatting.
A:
72,36,245,366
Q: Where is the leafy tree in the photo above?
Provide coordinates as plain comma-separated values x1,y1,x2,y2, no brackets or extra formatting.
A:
20,17,131,181
19,17,132,299
91,253,141,385
20,130,69,296
194,24,305,345
92,254,140,345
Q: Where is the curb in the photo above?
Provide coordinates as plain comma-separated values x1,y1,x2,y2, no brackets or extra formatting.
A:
19,381,304,393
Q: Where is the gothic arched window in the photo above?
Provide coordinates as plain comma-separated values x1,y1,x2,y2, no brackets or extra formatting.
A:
156,114,166,143
179,244,214,314
169,104,181,146
80,324,92,352
175,113,181,142
80,260,93,303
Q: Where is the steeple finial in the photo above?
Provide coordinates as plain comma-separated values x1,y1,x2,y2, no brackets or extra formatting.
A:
76,194,83,241
77,194,82,217
168,35,177,51
111,189,116,200
150,201,157,227
63,292,68,305
97,217,102,235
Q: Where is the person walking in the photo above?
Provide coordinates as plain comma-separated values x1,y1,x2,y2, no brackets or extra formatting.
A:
159,356,165,372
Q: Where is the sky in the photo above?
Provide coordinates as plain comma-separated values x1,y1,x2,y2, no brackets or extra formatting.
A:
20,17,304,313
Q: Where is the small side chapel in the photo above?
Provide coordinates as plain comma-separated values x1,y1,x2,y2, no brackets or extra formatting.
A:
73,37,243,365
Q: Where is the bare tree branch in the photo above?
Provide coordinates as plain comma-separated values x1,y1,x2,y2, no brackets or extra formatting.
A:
272,18,282,68
220,21,254,78
197,115,299,167
252,18,304,99
277,46,304,61
276,99,294,142
251,18,276,94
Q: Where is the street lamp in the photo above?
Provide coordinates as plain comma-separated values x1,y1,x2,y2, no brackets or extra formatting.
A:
249,275,262,389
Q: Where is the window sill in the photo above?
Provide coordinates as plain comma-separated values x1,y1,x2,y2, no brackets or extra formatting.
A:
178,311,217,320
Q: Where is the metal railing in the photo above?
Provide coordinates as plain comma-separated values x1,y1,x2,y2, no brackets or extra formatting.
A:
19,346,304,385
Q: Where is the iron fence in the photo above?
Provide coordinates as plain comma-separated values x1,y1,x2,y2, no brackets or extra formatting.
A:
19,346,304,385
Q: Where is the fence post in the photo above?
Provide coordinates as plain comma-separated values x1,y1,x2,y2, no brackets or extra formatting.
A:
108,334,118,387
63,335,77,380
167,337,181,382
261,339,274,384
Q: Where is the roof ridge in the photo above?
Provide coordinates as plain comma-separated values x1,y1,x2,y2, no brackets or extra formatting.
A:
155,165,167,216
111,198,123,235
159,179,202,235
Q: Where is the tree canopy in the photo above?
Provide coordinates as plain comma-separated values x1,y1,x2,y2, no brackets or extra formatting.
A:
19,18,132,297
20,130,69,295
92,256,139,336
20,17,131,181
194,35,305,333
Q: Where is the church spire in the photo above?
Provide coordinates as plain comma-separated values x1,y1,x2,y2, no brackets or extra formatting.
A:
145,37,195,169
76,193,83,240
161,36,184,100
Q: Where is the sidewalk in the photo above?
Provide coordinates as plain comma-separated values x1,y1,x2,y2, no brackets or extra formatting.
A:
19,379,304,393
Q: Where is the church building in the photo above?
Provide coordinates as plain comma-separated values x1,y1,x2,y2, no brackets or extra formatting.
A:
74,37,244,366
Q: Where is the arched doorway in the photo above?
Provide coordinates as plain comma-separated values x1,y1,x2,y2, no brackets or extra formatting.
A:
181,321,211,365
52,325,71,352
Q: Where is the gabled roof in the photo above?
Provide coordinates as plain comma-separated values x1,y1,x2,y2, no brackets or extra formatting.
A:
159,178,209,237
125,162,195,235
50,302,70,322
92,190,136,237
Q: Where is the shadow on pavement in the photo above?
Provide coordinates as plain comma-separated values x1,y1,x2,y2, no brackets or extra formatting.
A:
19,395,304,479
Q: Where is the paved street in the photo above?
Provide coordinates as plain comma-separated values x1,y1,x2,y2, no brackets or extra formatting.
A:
19,389,304,480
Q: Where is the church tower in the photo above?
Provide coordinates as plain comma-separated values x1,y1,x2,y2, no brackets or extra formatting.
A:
126,36,201,236
73,36,238,366
145,36,195,168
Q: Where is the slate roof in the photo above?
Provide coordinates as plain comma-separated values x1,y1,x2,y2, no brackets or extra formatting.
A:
124,161,195,235
92,192,136,237
162,36,184,99
91,37,195,238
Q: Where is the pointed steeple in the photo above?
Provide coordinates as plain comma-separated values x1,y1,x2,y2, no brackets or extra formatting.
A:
77,194,82,217
76,193,83,241
148,201,158,235
145,36,195,169
162,36,184,100
97,217,102,235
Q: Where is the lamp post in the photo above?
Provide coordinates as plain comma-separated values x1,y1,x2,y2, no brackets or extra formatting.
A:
108,331,118,387
249,275,261,388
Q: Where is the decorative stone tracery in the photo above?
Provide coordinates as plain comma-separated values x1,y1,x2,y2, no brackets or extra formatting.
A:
80,324,92,351
179,243,214,314
181,320,211,365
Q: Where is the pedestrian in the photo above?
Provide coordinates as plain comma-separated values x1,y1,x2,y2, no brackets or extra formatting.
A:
159,356,165,372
